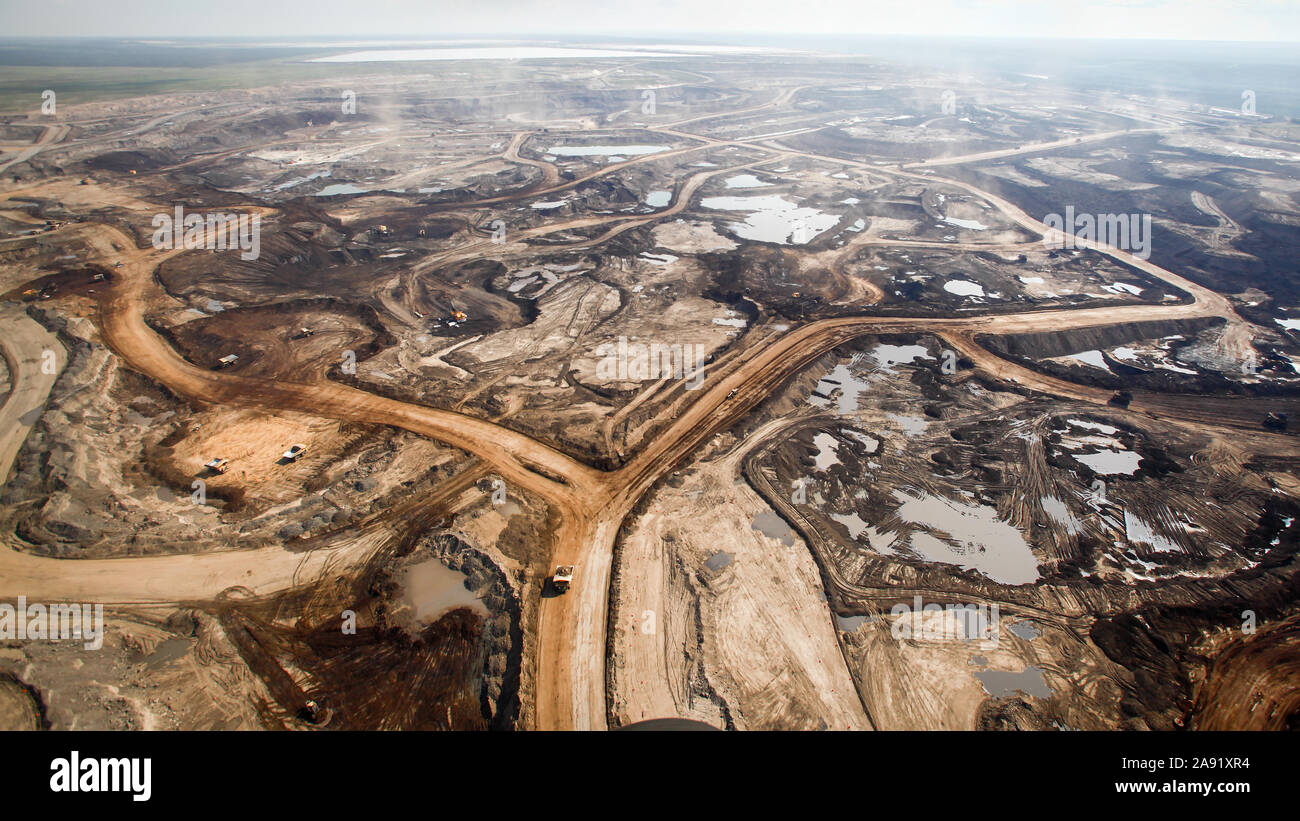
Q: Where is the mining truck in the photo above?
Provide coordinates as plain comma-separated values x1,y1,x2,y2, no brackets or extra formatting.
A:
552,565,574,593
204,458,230,474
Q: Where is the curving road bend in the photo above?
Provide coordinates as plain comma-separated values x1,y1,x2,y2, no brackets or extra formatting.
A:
0,108,1290,731
0,302,67,490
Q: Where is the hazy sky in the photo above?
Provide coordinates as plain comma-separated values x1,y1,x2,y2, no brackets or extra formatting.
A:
3,0,1299,41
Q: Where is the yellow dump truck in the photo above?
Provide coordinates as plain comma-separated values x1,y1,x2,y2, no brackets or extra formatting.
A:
204,458,230,474
552,565,574,593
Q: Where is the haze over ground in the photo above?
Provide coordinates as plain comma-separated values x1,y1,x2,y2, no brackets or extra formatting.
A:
3,0,1299,41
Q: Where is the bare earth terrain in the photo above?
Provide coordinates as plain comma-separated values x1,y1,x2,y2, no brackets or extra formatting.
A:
1,39,1299,731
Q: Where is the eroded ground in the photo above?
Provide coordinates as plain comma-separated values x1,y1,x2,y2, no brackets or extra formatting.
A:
1,41,1299,730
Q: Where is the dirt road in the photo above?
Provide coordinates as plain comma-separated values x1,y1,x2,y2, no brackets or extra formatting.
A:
0,107,1290,731
0,302,66,490
0,460,488,604
0,124,67,176
904,128,1155,169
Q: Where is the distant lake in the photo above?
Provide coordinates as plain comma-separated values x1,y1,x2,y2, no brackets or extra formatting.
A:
309,47,683,63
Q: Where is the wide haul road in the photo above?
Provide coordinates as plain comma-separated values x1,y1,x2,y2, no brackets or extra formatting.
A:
1,111,1293,730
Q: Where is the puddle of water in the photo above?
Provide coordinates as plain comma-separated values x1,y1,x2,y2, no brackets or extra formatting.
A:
1124,510,1183,553
1041,495,1081,535
751,510,796,546
1007,621,1041,640
893,489,1040,585
943,279,985,297
644,190,671,207
1068,419,1118,435
809,363,870,414
872,344,933,370
865,526,899,555
700,194,838,245
974,665,1053,698
498,500,522,518
836,614,868,632
943,216,988,230
508,274,540,293
724,173,772,188
315,182,370,196
275,169,332,190
812,432,841,471
1074,448,1139,475
1103,282,1143,296
1066,350,1110,371
704,550,734,571
845,429,879,453
398,557,486,626
506,266,566,299
830,511,868,539
142,637,193,670
832,516,906,559
885,412,928,437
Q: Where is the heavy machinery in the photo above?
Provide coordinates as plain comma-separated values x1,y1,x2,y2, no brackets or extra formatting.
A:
203,458,230,474
552,565,574,593
282,444,307,462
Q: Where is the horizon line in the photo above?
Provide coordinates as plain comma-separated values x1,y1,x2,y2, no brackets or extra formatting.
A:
0,32,1298,45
